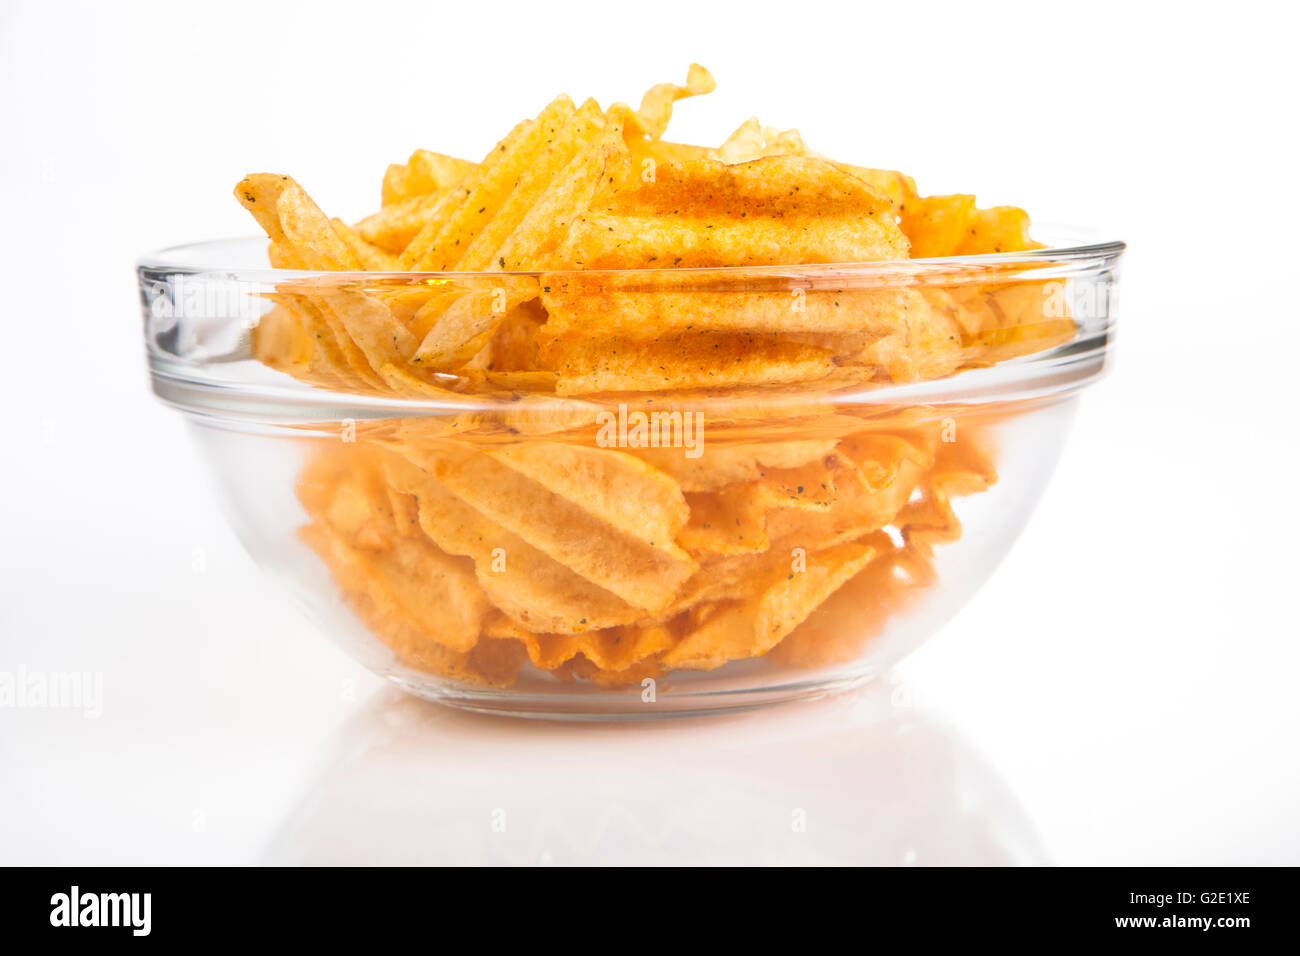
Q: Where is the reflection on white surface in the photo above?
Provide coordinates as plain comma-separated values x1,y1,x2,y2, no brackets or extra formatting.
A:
265,680,1046,865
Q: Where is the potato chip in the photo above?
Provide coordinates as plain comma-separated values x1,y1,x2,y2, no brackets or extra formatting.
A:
330,218,398,271
318,290,417,378
487,441,688,548
381,149,477,207
357,194,450,255
634,439,838,492
553,155,907,269
566,655,665,689
456,99,606,271
661,541,878,670
487,615,676,675
768,538,932,668
481,297,547,371
716,118,811,164
396,441,695,612
501,112,633,270
296,449,489,655
407,96,577,272
677,456,845,556
235,174,362,270
901,194,1042,258
301,521,471,675
955,205,1043,256
539,330,841,394
379,448,645,633
395,115,534,269
626,63,715,141
840,166,917,209
410,279,539,369
858,290,966,382
250,302,334,385
538,275,913,346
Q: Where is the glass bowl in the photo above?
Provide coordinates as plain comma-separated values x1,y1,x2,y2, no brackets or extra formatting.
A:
139,234,1122,718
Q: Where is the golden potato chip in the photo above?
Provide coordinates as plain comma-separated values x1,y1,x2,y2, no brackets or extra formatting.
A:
378,448,645,633
407,96,577,272
625,138,714,167
396,441,695,612
317,290,417,378
456,99,606,271
234,174,363,270
410,279,539,369
394,101,630,369
900,194,979,259
716,118,811,164
769,538,932,668
539,330,842,394
553,155,907,269
763,453,927,554
661,540,878,670
250,302,337,385
465,635,529,685
305,521,487,653
381,149,477,207
487,441,688,548
357,194,450,255
330,218,398,271
677,456,845,556
839,166,917,209
487,615,676,675
395,114,535,269
899,431,997,558
857,290,966,382
566,655,665,689
495,108,633,271
480,298,548,371
635,439,838,492
954,205,1042,256
301,522,472,675
626,63,715,141
296,450,489,655
901,195,1042,259
538,271,913,340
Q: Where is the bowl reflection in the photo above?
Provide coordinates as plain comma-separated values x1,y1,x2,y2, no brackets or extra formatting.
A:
265,678,1045,865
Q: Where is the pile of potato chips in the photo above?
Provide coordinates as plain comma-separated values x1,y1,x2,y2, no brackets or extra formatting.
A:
235,67,1075,690
295,411,998,687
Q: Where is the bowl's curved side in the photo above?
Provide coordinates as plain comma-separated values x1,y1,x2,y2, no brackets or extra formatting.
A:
182,391,1081,718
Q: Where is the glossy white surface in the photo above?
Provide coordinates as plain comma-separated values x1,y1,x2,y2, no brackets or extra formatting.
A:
2,0,1297,865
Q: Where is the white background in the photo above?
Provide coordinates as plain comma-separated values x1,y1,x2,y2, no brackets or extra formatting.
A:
1,0,1297,864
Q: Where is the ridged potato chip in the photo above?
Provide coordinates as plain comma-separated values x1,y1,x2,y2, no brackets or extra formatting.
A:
380,149,478,207
552,155,907,270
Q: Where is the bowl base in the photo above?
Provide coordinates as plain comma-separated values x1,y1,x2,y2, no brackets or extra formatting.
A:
387,671,877,721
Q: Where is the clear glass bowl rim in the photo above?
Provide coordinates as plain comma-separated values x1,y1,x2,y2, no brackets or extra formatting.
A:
140,230,1123,422
139,231,1125,281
